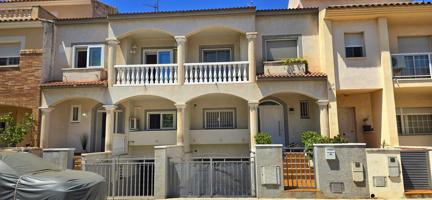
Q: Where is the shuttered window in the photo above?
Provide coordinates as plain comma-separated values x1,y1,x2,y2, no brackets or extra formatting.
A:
396,107,432,135
0,42,20,66
345,33,365,57
265,39,298,61
204,109,235,129
398,36,432,53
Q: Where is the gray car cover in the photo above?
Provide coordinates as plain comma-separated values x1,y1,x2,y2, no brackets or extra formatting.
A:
0,152,106,200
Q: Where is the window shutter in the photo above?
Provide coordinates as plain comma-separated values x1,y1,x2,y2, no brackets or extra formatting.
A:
266,40,298,61
345,33,364,47
0,43,20,57
398,36,432,53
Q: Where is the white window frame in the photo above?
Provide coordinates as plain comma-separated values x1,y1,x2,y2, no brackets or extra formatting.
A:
72,44,105,68
397,107,432,135
146,111,176,130
344,32,366,58
300,101,310,119
0,37,24,68
201,48,233,62
264,38,299,61
204,108,236,129
142,49,173,64
70,105,81,123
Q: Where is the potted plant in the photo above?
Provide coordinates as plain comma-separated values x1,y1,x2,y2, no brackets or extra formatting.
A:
255,132,272,144
80,134,88,153
0,112,35,148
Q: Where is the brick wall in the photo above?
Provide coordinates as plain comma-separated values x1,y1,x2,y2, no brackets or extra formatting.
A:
0,49,43,146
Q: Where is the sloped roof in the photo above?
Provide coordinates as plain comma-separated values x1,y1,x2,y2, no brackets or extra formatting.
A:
328,1,432,9
257,72,327,80
41,80,107,88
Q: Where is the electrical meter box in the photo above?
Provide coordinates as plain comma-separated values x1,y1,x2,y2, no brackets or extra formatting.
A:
261,166,281,185
388,156,400,177
351,161,364,182
325,147,336,160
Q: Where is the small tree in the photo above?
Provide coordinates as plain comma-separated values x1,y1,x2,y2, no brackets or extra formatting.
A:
0,112,35,147
255,132,272,144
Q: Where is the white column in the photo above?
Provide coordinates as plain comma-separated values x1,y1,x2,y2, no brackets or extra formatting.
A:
249,102,259,153
246,32,257,83
317,100,330,137
103,105,117,152
175,36,187,85
106,37,120,87
39,107,54,148
175,103,189,152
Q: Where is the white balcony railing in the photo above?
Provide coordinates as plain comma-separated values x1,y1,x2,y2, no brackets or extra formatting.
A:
392,52,432,79
114,64,178,86
184,61,249,84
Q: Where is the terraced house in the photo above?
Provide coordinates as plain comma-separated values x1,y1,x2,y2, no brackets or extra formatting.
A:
1,0,431,158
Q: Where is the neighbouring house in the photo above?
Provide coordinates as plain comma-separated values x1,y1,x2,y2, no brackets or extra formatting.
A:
0,0,116,147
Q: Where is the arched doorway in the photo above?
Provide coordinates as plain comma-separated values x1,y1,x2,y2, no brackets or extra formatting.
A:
258,100,286,146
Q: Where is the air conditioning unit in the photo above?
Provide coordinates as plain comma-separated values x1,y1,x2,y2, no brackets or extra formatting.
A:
129,118,138,130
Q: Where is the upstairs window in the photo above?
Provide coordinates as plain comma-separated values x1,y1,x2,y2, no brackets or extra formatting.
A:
73,45,104,68
265,39,298,61
146,111,176,130
142,49,173,64
204,109,235,129
202,48,232,62
345,33,365,58
0,42,20,67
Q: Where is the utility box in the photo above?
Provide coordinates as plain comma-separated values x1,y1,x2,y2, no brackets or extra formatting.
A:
352,161,365,182
325,147,336,160
388,156,400,177
261,166,281,185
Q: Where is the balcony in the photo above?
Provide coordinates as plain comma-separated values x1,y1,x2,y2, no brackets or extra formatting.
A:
392,53,432,79
0,6,55,22
114,61,249,86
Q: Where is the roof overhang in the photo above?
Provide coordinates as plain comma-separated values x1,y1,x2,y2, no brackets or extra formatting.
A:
0,20,43,28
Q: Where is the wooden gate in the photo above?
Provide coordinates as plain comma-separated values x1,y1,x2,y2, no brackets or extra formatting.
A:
283,151,316,190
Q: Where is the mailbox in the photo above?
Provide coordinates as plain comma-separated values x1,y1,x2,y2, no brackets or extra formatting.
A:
388,156,400,177
325,147,336,160
351,161,364,182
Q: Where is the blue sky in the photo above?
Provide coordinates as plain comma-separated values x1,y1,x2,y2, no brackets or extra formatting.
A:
100,0,288,13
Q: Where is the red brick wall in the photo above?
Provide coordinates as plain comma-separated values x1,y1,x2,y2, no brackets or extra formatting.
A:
0,49,43,146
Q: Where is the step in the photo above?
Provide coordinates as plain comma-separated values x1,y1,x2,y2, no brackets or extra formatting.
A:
405,190,432,198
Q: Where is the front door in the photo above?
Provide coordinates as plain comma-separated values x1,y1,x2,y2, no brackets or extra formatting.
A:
338,107,357,142
259,103,285,145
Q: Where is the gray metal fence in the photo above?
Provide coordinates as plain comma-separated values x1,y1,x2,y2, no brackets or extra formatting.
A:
168,158,254,197
82,157,154,198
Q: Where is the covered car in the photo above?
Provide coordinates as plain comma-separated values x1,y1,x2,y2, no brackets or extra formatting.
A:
0,152,106,200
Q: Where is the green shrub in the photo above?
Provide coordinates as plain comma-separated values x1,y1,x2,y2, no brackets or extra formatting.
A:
255,132,272,144
301,131,348,159
0,112,35,147
282,58,308,69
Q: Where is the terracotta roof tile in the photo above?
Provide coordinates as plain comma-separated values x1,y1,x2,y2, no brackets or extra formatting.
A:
257,72,327,80
41,80,107,88
328,2,432,9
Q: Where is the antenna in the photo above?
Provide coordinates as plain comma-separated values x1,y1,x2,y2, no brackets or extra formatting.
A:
143,0,160,12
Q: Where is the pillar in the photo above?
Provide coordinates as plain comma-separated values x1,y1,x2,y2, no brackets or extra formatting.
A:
377,17,399,146
175,103,189,152
246,32,257,83
175,36,187,85
103,105,117,152
317,100,330,137
39,107,54,148
318,11,340,137
106,37,120,87
249,102,259,152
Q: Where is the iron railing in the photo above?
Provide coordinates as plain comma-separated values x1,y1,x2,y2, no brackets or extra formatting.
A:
392,53,432,79
82,157,155,198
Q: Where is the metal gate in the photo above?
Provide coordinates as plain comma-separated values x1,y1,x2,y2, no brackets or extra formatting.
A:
401,151,432,190
283,150,316,190
82,157,155,198
168,158,254,197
